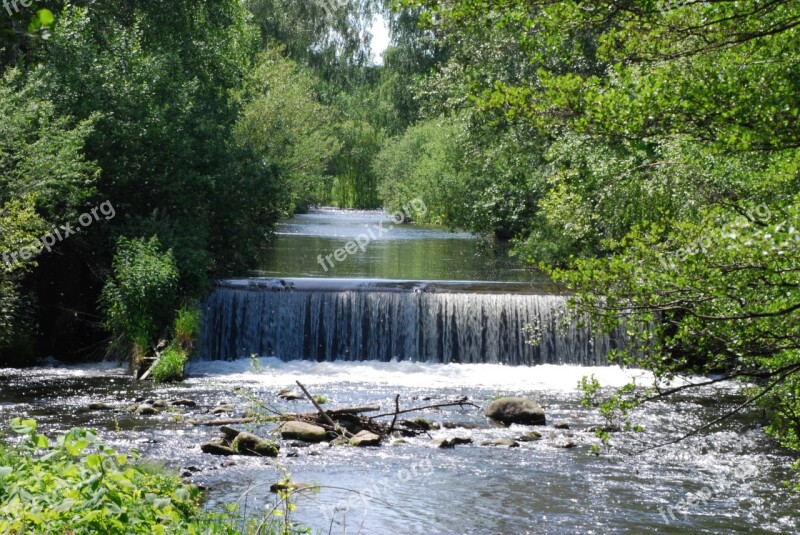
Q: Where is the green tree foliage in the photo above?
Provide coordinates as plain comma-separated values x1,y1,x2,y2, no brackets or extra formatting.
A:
374,117,464,224
400,0,800,455
235,45,339,211
0,68,97,363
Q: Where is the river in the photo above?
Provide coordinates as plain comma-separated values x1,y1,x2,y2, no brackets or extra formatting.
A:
1,209,798,534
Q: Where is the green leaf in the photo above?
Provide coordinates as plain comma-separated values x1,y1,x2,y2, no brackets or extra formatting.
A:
10,418,36,435
0,467,12,479
37,9,54,26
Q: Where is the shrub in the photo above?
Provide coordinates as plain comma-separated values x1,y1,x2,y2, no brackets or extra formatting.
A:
100,236,179,359
0,419,311,534
0,419,235,534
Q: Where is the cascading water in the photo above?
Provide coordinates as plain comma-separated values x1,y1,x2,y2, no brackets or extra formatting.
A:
199,278,620,365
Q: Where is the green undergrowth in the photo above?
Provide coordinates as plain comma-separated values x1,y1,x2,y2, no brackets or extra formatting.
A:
0,419,307,534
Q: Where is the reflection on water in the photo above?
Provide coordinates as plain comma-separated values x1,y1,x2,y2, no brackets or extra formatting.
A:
257,209,539,282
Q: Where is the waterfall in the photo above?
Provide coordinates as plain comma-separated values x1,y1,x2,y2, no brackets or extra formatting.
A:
198,278,619,366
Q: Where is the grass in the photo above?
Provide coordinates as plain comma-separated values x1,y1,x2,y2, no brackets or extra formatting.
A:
149,345,188,383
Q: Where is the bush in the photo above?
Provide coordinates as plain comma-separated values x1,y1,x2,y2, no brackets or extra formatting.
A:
100,236,179,358
0,419,312,534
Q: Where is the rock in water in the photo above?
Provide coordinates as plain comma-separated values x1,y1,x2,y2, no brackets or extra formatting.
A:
485,397,546,426
211,404,235,415
231,432,279,457
135,404,160,416
279,421,328,443
171,399,197,408
201,439,236,456
87,402,116,411
518,431,543,442
349,430,381,447
481,438,520,448
431,438,456,449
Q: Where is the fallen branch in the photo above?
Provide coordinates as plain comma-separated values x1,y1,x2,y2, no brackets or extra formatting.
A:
387,395,401,435
296,380,352,438
138,346,163,381
371,400,480,419
196,417,257,426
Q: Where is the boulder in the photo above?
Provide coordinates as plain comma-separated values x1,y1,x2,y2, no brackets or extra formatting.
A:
277,389,304,401
451,436,473,445
152,400,168,409
554,422,570,430
349,430,381,447
481,438,520,448
280,421,328,443
329,436,350,447
231,432,279,457
485,397,546,426
201,439,236,456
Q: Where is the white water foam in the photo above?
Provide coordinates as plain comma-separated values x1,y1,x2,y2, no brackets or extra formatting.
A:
186,357,653,391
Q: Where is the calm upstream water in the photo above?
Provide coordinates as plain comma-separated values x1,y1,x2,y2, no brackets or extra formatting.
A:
255,208,537,282
2,209,799,534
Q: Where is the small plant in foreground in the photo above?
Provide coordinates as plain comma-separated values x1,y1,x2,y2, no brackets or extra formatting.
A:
0,419,308,534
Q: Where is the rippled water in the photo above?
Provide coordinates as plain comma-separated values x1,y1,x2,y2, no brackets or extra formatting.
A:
1,360,797,534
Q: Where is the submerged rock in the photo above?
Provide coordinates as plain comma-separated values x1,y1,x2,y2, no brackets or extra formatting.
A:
402,417,440,431
518,431,543,442
349,430,381,447
485,397,546,426
270,481,313,493
554,441,577,449
442,422,481,430
280,421,328,443
171,399,197,408
431,437,456,449
135,404,160,416
481,438,520,448
211,404,235,415
87,402,116,411
277,389,304,401
554,422,570,430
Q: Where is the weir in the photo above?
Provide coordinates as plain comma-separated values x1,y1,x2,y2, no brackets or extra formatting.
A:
199,278,620,366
